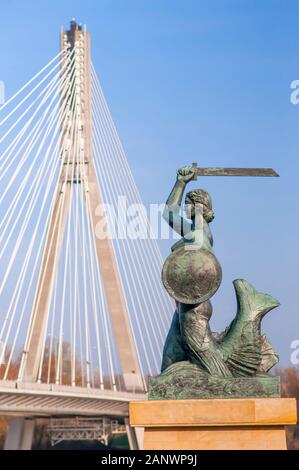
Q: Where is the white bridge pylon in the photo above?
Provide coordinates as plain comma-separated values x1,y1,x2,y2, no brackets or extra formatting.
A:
0,21,173,446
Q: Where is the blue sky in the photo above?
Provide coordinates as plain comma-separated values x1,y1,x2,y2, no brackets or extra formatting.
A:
0,0,299,366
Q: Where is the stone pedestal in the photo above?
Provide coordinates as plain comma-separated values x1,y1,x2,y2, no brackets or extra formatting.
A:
130,398,297,450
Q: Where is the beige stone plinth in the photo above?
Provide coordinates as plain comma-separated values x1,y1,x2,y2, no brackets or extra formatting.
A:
130,398,297,450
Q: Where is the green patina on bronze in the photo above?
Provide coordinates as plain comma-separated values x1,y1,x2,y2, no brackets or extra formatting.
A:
150,165,280,400
148,364,280,400
162,247,222,305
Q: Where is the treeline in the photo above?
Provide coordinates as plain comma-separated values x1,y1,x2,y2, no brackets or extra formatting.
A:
276,367,299,450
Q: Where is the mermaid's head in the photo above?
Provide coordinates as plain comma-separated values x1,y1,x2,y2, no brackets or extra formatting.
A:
185,189,214,223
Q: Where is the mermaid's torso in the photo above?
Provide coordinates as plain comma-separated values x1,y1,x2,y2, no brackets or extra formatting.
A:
171,220,213,253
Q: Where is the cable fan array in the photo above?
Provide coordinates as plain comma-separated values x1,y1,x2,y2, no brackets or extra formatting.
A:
0,50,174,391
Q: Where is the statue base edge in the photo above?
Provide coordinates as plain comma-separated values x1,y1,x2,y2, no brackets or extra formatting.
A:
129,398,297,450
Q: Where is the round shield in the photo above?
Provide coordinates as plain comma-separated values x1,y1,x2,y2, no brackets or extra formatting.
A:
162,247,222,304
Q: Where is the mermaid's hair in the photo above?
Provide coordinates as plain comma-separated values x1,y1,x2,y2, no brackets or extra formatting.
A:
186,189,214,223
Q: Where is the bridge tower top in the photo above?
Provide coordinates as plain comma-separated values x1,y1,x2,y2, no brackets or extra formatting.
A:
62,19,84,49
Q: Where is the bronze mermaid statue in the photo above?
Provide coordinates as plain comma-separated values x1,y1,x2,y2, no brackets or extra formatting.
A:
149,165,280,399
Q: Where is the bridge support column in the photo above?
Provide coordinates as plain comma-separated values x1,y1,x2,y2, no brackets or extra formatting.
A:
4,417,35,450
124,417,143,450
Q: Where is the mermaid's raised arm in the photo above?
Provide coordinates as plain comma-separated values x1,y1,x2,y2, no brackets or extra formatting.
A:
162,166,196,237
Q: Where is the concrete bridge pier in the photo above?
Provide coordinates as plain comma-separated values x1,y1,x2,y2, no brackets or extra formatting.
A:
4,417,35,450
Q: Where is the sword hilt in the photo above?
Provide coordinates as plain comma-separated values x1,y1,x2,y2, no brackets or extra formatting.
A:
191,162,198,181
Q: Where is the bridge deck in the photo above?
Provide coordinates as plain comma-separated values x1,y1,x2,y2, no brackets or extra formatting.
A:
0,380,146,417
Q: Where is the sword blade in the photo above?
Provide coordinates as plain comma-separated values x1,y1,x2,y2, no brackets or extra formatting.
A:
196,167,279,177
